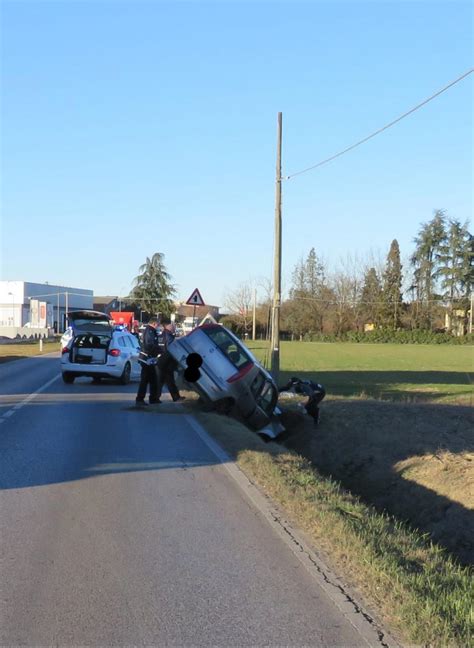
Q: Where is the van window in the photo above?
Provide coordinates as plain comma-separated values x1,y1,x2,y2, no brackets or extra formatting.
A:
74,334,109,349
72,319,111,331
204,327,251,369
251,371,266,397
257,381,278,415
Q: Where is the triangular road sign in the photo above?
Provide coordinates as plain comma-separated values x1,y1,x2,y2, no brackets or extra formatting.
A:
186,288,205,306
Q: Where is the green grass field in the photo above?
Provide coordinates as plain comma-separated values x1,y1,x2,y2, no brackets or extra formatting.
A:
0,339,59,363
246,341,473,404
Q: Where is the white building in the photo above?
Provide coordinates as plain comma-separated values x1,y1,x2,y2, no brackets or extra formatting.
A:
0,281,93,337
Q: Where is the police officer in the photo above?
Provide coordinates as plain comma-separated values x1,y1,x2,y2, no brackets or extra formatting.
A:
135,317,161,407
155,318,184,402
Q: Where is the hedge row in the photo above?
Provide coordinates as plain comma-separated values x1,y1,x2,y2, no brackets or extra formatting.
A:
300,330,474,345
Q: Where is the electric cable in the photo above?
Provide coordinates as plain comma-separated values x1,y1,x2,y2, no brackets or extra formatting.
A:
285,68,473,180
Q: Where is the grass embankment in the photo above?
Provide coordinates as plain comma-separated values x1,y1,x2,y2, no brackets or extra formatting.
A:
198,410,473,647
200,341,473,645
0,339,60,363
247,341,473,559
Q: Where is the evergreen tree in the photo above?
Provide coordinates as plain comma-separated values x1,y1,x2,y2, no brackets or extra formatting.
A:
287,248,327,337
411,210,446,329
130,252,176,318
436,219,473,331
381,240,403,329
305,248,324,295
360,267,383,327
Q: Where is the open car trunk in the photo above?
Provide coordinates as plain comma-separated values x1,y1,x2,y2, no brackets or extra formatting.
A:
71,333,111,365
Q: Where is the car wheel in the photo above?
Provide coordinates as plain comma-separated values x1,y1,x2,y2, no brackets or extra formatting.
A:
214,397,234,415
119,362,131,385
92,377,102,384
62,372,75,384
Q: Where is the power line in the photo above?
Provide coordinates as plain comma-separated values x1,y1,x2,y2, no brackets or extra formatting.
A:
287,295,459,305
285,68,473,180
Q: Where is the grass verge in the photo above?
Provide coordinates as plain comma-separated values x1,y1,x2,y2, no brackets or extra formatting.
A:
197,410,473,647
0,339,60,363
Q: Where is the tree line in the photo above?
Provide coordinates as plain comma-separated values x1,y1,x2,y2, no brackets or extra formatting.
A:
222,210,473,339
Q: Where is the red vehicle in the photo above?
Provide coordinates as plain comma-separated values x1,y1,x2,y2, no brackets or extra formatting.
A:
109,311,135,331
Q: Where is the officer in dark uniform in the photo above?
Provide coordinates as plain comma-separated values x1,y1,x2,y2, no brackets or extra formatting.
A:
155,318,184,402
135,317,161,406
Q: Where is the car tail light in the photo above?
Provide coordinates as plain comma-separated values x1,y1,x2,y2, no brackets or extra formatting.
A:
61,347,69,354
227,362,253,383
108,349,121,357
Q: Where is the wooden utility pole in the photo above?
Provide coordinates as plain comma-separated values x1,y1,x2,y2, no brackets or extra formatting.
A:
469,292,473,334
270,112,282,384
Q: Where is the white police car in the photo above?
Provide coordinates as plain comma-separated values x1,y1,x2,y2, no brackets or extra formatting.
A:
61,311,141,384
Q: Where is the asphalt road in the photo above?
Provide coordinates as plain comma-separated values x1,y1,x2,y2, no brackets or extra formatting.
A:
0,354,391,647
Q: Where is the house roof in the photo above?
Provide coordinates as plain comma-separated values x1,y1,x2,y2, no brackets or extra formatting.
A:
175,303,220,317
93,296,119,305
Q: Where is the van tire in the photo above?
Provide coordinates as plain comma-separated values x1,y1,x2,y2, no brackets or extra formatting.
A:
119,362,131,385
62,373,75,384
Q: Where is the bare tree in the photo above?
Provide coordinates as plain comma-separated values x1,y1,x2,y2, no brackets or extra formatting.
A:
224,281,253,335
256,277,273,340
332,254,364,332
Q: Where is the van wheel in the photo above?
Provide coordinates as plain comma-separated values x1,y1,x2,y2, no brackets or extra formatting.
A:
119,362,131,385
62,373,75,384
215,397,234,415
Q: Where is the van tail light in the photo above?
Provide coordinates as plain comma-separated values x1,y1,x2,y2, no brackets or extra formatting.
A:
227,362,253,383
108,348,121,357
61,347,69,354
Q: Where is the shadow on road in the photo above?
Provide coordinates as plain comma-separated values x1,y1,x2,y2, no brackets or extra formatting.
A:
0,378,222,493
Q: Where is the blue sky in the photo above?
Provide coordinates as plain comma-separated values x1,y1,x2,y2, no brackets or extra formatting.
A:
1,0,472,308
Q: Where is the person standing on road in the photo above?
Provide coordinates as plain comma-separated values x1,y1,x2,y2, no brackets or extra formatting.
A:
156,319,184,402
131,320,141,341
135,318,161,407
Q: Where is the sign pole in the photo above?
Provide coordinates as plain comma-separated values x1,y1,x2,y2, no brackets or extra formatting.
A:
186,288,205,330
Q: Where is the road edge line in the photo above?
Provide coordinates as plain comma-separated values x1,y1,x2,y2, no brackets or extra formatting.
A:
184,414,400,648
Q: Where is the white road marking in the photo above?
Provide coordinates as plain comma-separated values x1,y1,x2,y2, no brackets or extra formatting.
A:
0,373,61,423
185,414,399,648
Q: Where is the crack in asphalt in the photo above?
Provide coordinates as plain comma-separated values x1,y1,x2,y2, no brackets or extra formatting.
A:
269,510,390,648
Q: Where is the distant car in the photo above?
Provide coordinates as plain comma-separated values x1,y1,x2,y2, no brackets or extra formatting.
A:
60,310,141,384
167,324,283,437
